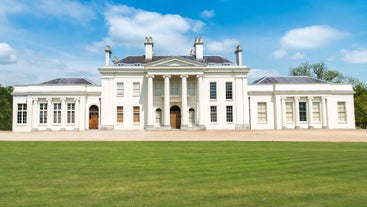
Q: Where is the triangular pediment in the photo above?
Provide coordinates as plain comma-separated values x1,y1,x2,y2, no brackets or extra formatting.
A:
146,56,206,68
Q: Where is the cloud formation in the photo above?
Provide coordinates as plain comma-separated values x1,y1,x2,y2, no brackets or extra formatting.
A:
273,25,344,59
206,38,239,53
340,49,367,64
200,9,215,19
0,43,17,64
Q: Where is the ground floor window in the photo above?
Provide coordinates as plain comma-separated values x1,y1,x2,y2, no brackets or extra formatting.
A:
337,102,346,122
156,108,162,125
299,102,307,122
313,102,321,122
210,106,217,123
226,106,233,123
53,103,61,124
189,108,195,125
117,106,123,123
39,103,47,124
257,102,267,123
133,106,140,123
17,104,27,124
286,102,294,122
67,103,75,124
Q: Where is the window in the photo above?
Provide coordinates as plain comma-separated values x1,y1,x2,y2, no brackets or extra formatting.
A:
17,104,27,124
155,108,162,125
171,81,179,95
299,102,307,122
313,102,321,122
117,106,123,123
133,82,140,96
257,102,267,123
226,82,233,100
133,106,140,123
286,102,294,122
53,103,61,124
189,108,195,125
188,81,195,96
210,82,216,100
154,81,163,96
337,102,346,122
210,106,217,123
226,106,233,122
67,103,75,124
39,103,47,124
117,82,124,96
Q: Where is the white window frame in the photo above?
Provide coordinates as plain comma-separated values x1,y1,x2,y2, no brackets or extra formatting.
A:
67,103,75,124
337,102,347,122
117,82,124,96
257,102,267,123
133,82,140,96
17,103,27,124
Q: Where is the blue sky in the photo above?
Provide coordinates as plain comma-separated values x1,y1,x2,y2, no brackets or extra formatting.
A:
1,0,367,85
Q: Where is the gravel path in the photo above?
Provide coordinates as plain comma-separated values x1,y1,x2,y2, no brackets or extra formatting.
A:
0,129,367,142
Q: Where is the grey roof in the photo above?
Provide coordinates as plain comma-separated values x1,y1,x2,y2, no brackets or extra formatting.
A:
252,76,329,84
40,78,95,85
116,55,233,64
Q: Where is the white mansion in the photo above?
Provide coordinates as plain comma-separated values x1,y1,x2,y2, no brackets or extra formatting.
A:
12,37,355,131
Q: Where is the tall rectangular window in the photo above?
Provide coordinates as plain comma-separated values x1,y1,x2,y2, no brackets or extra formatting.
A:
225,82,233,100
171,81,179,95
133,82,140,96
117,82,124,96
337,102,346,122
313,102,321,122
154,81,162,96
133,106,140,123
117,106,123,123
286,102,294,122
67,103,75,124
188,81,195,96
39,103,47,124
299,102,307,122
210,106,217,123
17,104,27,124
53,103,61,124
226,105,233,122
210,82,217,100
257,102,267,123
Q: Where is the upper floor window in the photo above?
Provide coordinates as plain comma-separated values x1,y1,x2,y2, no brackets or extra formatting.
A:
154,81,163,96
210,82,217,100
225,82,233,100
171,81,179,95
299,102,307,122
17,104,27,124
133,82,140,96
188,81,195,96
117,82,124,96
337,102,346,122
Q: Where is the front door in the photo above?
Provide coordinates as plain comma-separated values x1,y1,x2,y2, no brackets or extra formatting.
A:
170,106,181,129
89,105,99,130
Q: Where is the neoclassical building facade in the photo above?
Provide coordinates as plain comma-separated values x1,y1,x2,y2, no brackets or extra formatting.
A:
12,37,355,131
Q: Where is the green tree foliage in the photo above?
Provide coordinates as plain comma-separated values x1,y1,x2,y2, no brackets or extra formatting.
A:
0,85,13,131
289,62,367,128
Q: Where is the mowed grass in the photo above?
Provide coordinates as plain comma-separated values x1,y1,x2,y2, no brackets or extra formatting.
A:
0,142,366,207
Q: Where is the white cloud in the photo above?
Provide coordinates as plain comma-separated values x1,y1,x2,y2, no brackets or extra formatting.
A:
200,9,215,19
0,43,17,64
273,25,344,59
100,4,205,55
206,38,239,53
291,52,304,60
272,49,287,59
340,49,367,64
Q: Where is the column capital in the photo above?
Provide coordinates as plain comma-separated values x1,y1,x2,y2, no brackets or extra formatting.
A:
308,96,313,100
74,97,80,102
196,74,204,78
322,96,328,100
280,96,287,100
163,75,171,79
146,74,155,79
32,97,38,102
294,96,300,100
180,74,189,79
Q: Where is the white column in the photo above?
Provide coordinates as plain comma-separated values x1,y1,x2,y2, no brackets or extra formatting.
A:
196,75,204,128
146,75,154,129
294,96,300,128
181,75,188,128
46,98,52,130
308,96,314,128
61,97,66,130
74,97,80,130
163,75,171,128
322,96,328,128
281,97,287,129
32,98,38,131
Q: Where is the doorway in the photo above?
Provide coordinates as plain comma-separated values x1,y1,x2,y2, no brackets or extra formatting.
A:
170,105,181,129
89,105,99,130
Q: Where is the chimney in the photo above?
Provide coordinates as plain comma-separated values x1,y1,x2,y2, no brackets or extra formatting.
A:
235,45,243,66
145,37,154,60
105,45,112,66
194,37,203,60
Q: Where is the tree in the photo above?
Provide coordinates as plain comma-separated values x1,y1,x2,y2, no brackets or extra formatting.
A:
0,85,13,131
289,62,367,129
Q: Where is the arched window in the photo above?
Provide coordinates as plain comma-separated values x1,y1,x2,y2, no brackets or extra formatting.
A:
155,108,162,126
189,108,195,127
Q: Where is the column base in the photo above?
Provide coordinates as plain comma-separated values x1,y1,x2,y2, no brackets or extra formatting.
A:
322,126,329,129
282,126,287,129
60,128,66,131
100,125,114,130
46,128,52,131
145,125,155,130
295,126,301,129
32,128,38,131
197,124,206,130
308,126,314,129
74,128,80,131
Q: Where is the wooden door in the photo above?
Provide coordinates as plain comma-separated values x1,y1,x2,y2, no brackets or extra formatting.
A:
170,111,181,129
89,114,98,129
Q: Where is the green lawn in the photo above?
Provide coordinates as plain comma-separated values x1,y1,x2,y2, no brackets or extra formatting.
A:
0,142,366,207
